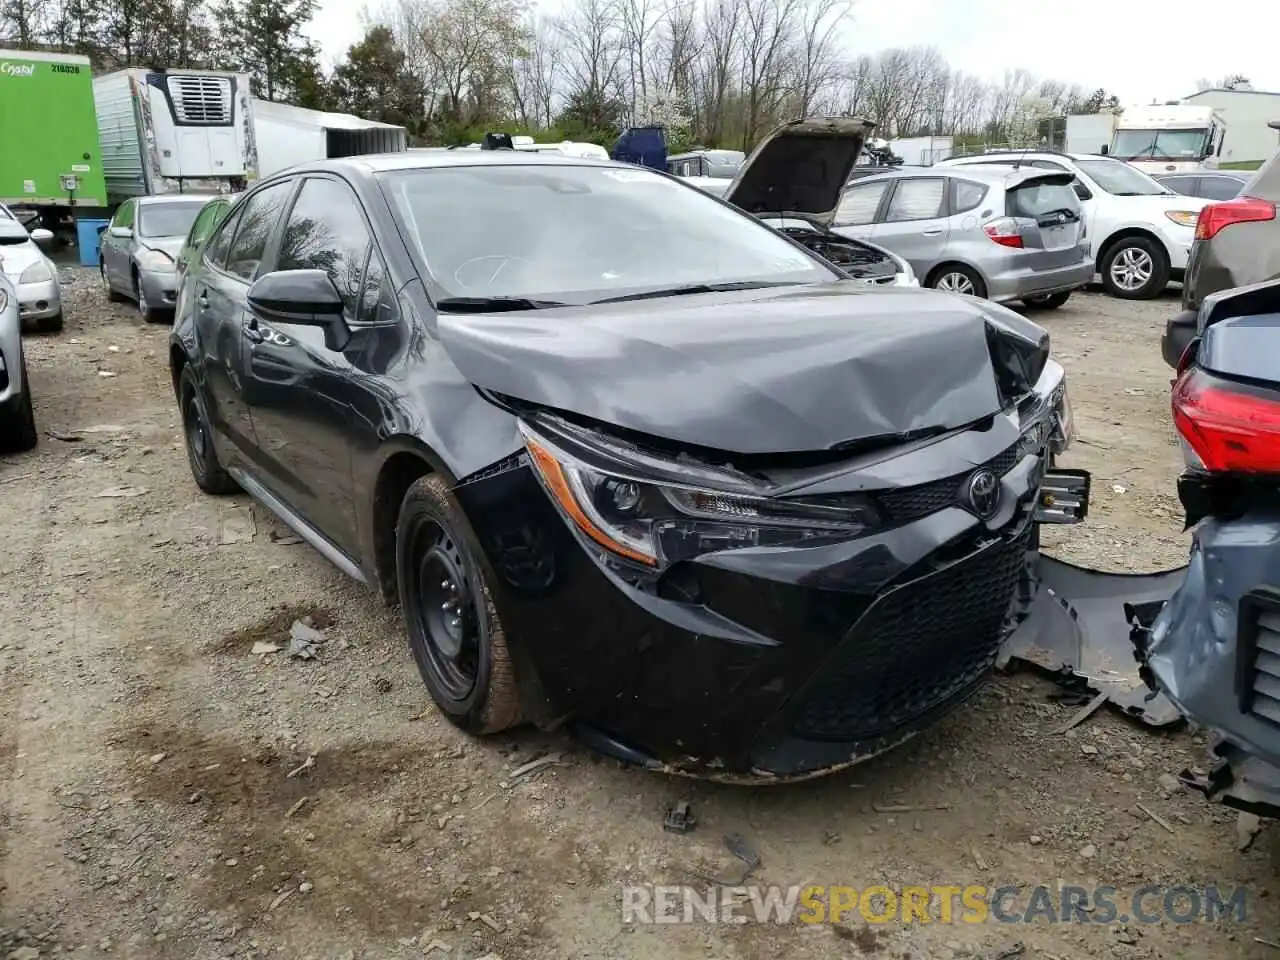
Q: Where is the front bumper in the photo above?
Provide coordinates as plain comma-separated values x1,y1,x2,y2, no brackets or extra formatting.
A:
138,268,179,312
1133,511,1280,817
456,367,1082,781
0,325,24,407
15,276,60,320
987,258,1094,303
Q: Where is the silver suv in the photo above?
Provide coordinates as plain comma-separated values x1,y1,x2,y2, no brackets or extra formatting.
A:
0,274,37,452
830,166,1093,308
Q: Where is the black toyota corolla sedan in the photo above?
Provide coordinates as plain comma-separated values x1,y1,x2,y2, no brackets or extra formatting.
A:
170,118,1081,781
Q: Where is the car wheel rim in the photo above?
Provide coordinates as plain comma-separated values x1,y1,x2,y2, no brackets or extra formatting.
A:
184,392,209,475
937,272,975,295
138,288,147,314
1110,247,1153,291
410,518,480,702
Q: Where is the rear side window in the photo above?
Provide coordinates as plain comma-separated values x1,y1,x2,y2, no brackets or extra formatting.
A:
1200,177,1243,201
885,178,946,221
834,181,889,225
951,179,988,214
202,204,243,269
225,182,292,282
1007,180,1082,220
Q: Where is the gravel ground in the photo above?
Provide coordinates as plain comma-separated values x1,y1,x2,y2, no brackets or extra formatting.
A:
2,272,1276,960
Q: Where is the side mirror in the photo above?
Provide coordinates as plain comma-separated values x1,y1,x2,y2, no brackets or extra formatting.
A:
1073,182,1093,201
109,226,133,239
29,228,54,243
247,269,350,351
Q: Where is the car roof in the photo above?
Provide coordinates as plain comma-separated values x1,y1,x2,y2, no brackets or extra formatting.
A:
850,164,1062,185
1155,170,1248,179
281,150,630,178
136,193,223,205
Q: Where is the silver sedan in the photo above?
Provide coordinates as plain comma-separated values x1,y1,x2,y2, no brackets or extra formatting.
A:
99,194,218,323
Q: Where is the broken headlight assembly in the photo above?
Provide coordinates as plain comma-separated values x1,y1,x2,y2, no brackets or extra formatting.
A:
519,421,878,569
1048,377,1073,456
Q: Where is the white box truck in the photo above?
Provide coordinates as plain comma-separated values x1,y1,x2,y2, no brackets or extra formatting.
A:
93,67,257,205
252,99,408,178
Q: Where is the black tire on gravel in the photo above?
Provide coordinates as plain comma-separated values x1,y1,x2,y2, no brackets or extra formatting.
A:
396,473,522,735
179,365,237,494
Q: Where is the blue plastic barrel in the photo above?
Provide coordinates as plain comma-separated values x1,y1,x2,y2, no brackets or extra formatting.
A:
76,217,110,268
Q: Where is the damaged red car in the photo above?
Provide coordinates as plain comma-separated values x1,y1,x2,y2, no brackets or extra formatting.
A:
169,117,1087,781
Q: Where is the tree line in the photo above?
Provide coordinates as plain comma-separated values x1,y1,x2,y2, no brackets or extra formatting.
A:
2,0,1124,151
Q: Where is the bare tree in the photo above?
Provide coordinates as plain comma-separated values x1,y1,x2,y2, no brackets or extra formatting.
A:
509,13,562,128
790,0,849,116
736,0,801,148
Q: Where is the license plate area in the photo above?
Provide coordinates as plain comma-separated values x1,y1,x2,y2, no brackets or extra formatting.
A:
1035,468,1090,524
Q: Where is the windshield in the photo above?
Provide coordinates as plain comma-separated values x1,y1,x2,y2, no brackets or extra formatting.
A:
1073,158,1169,196
381,164,834,304
138,203,205,238
1111,128,1209,161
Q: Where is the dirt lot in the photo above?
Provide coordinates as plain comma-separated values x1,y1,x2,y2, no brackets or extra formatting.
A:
2,273,1277,960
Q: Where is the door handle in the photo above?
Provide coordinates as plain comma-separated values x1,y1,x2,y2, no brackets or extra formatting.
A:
922,229,943,237
243,325,264,344
197,289,209,309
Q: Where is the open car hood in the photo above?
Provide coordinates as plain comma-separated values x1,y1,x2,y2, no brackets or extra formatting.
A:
437,284,1049,455
724,117,874,226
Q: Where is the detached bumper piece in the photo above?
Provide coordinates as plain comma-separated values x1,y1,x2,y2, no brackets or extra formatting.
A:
999,553,1187,727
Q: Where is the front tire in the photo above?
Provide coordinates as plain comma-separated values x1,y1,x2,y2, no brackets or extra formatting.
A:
136,273,167,324
0,346,38,454
1101,236,1169,300
1021,291,1072,310
179,365,237,494
396,474,522,735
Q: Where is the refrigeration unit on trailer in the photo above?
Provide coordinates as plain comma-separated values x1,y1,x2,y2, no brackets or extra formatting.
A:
1109,104,1227,174
93,68,258,205
252,99,407,178
0,49,107,232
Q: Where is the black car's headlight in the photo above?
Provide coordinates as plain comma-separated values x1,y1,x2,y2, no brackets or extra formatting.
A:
519,421,878,568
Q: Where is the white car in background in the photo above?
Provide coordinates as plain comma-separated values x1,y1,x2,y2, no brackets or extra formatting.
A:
938,151,1208,299
0,204,62,332
0,273,37,452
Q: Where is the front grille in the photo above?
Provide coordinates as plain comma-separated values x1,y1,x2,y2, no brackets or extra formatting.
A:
167,75,232,124
1239,591,1280,728
877,445,1021,524
793,530,1029,742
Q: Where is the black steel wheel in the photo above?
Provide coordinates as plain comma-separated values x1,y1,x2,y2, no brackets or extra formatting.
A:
179,365,237,494
397,473,521,734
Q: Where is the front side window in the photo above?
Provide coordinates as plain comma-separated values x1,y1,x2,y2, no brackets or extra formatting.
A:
139,202,204,239
187,200,228,251
885,178,946,221
115,201,135,228
381,164,833,304
203,204,243,269
224,182,292,282
277,177,374,317
1073,157,1168,196
834,181,889,225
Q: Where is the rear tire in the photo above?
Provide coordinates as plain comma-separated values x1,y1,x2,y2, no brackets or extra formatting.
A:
928,263,988,299
0,346,38,454
396,473,522,735
1021,291,1072,310
101,264,125,303
1101,236,1169,300
179,365,237,495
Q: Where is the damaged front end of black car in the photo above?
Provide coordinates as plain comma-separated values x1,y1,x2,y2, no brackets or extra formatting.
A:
440,287,1088,782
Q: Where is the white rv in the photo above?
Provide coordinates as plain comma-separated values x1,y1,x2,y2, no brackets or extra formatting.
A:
94,68,257,205
1108,104,1227,174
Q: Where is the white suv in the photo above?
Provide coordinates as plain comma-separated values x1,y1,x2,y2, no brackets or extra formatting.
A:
937,151,1207,299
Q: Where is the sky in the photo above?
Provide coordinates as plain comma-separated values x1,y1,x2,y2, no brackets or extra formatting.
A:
304,0,1276,107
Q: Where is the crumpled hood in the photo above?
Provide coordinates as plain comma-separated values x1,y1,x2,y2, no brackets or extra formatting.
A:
437,284,1049,455
725,117,874,225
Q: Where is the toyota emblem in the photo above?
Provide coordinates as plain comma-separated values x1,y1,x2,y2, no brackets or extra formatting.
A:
966,469,1000,518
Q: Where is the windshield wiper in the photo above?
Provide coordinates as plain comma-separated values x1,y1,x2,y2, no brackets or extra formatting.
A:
437,296,569,313
591,280,800,304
